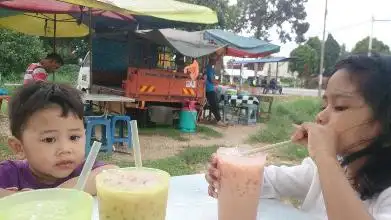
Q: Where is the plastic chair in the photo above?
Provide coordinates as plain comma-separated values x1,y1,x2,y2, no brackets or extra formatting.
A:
238,104,258,125
84,116,113,155
109,115,132,149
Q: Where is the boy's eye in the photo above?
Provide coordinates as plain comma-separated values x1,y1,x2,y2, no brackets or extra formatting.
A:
70,135,81,141
41,137,56,143
334,106,348,111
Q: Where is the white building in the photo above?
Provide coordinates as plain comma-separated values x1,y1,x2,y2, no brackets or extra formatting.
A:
222,57,298,84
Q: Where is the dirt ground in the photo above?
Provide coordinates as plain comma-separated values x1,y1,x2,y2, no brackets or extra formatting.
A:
130,123,266,160
0,114,269,159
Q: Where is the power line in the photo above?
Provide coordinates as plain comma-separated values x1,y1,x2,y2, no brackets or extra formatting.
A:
310,20,370,36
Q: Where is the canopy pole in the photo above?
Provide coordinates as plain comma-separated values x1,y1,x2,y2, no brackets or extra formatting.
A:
53,14,57,82
89,8,93,92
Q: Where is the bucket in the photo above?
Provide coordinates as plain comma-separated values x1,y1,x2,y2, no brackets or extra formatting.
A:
179,108,197,133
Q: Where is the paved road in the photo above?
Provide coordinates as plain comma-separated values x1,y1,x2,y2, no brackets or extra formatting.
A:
248,87,323,97
283,88,323,97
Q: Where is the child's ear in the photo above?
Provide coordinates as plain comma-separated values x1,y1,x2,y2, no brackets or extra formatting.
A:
8,136,26,160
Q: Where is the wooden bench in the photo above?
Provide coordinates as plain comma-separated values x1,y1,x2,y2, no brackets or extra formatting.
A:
256,95,274,120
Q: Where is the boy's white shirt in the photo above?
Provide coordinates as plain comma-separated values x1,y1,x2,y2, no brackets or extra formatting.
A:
261,157,391,220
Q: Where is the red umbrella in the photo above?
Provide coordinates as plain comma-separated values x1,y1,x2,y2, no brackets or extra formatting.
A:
0,0,135,81
0,0,134,21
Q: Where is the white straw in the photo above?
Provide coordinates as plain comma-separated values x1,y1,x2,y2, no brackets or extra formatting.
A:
131,120,143,167
242,140,291,156
75,141,102,190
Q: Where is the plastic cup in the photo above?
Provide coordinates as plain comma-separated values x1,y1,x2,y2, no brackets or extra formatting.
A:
96,167,170,220
217,147,267,220
0,188,93,220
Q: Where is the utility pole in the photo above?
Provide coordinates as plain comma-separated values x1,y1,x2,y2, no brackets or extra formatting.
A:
368,17,391,56
318,0,328,98
368,16,374,56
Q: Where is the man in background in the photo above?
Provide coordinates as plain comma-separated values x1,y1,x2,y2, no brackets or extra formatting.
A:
184,58,199,81
205,55,226,126
23,53,63,85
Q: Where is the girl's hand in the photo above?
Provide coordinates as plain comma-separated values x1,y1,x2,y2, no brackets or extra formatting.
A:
205,153,220,198
291,122,338,161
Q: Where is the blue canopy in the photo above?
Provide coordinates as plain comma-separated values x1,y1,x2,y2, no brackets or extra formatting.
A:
204,29,280,57
232,57,295,65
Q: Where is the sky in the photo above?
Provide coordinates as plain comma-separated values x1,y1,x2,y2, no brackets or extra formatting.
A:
229,0,391,56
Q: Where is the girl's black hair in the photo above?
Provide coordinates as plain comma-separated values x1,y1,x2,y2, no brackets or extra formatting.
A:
8,82,84,140
326,53,391,200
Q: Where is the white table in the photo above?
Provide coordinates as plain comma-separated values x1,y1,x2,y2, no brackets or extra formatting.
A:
92,174,316,220
83,93,135,115
82,94,135,103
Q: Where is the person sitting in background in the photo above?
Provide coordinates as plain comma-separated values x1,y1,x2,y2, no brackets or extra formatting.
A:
184,58,199,81
0,82,117,198
24,53,63,85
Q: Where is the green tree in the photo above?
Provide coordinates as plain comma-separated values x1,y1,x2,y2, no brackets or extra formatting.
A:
306,37,321,54
305,36,321,73
289,45,318,78
179,0,309,43
324,34,340,73
352,37,390,54
41,38,88,64
0,29,46,80
339,43,349,59
236,0,309,43
178,0,239,30
302,35,341,74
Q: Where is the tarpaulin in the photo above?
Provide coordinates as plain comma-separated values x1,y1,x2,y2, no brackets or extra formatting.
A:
135,29,225,58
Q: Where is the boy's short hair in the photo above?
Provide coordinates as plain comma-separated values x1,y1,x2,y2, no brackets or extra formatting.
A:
8,82,84,139
45,53,64,66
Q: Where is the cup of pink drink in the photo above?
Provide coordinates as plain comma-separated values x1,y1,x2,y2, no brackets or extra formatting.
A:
217,147,267,220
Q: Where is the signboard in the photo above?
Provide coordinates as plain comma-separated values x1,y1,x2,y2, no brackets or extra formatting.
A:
185,80,196,88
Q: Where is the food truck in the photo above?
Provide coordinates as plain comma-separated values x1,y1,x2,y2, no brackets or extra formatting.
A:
77,29,225,125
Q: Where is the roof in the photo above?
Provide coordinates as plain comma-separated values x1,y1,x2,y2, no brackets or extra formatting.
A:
231,57,295,64
204,29,280,58
135,29,225,58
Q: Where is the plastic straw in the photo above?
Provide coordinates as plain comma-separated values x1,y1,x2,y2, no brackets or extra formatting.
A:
75,141,102,190
131,120,143,167
241,140,291,156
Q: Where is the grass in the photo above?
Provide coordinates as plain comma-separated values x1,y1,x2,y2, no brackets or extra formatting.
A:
48,64,79,85
1,64,78,89
98,145,218,176
0,137,13,161
248,96,321,162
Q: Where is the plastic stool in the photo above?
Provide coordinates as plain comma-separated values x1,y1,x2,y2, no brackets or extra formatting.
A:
84,116,113,155
238,104,258,125
109,115,132,149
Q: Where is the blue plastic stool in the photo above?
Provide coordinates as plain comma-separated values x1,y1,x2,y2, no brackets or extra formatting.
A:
84,116,113,155
109,115,132,149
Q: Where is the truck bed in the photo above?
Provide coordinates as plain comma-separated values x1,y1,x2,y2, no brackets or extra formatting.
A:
125,67,205,104
91,84,125,96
